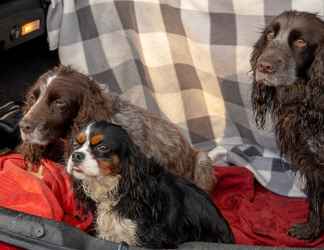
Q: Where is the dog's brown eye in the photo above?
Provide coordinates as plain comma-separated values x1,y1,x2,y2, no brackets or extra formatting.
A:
294,39,307,48
266,32,275,41
96,145,109,152
29,89,40,102
53,99,66,108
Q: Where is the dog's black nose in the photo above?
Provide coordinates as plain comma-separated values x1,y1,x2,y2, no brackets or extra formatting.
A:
19,119,35,134
72,151,85,164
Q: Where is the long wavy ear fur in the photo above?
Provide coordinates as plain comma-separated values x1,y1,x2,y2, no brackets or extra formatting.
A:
251,82,276,129
250,31,276,129
71,79,112,133
115,136,161,218
309,45,324,84
66,78,113,158
17,143,45,164
117,139,151,197
305,45,324,113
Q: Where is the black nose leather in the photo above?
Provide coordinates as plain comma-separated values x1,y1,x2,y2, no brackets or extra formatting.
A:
72,151,85,164
19,119,35,134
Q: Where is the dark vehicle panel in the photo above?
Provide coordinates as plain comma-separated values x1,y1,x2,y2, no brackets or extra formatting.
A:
0,0,49,50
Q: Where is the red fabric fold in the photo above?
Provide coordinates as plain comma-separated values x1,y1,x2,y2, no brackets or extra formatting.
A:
212,166,324,247
1,155,324,248
0,153,93,250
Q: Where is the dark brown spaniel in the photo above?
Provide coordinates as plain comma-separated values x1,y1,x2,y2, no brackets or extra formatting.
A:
251,11,324,240
18,65,215,192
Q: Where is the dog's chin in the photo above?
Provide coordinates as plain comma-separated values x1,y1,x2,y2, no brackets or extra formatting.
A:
255,71,295,87
71,168,87,180
69,164,101,180
20,131,49,146
255,72,276,86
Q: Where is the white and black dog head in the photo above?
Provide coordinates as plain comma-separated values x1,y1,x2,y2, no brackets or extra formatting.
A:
67,121,128,180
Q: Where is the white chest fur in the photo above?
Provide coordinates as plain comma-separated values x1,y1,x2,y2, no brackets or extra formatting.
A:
96,201,138,245
81,176,138,246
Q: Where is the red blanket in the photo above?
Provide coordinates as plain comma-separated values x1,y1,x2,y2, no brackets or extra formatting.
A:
213,166,324,247
0,154,93,250
0,154,323,248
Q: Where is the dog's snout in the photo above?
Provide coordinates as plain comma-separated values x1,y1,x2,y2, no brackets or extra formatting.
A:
72,151,86,164
256,46,287,75
19,119,35,134
257,61,274,74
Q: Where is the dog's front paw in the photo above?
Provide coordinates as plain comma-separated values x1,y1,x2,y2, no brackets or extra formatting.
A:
288,222,321,240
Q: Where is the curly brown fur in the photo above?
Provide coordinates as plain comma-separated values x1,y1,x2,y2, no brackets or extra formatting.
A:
18,65,215,192
251,11,324,240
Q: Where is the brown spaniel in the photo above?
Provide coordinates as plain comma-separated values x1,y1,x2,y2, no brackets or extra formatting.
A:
251,11,324,240
19,65,215,192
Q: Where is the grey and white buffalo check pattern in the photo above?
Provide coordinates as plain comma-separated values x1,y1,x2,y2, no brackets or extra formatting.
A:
47,0,324,197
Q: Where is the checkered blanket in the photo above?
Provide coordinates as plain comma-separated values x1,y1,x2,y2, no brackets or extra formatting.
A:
46,0,324,197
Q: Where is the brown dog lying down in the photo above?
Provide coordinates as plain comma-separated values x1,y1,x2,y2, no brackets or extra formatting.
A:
18,65,215,192
66,121,234,248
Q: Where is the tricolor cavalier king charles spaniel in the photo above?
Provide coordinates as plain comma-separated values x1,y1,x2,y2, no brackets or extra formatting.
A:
18,66,214,192
67,121,234,248
251,11,324,239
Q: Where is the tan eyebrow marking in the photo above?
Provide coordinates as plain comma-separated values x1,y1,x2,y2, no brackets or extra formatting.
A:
90,133,104,145
76,132,86,144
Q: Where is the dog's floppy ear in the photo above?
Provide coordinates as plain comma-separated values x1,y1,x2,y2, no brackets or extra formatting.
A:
115,136,161,219
17,143,44,165
117,136,153,197
72,78,113,137
309,45,324,83
119,138,142,182
305,44,324,111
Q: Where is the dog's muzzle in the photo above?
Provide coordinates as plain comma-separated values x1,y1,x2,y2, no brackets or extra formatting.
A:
19,119,36,135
